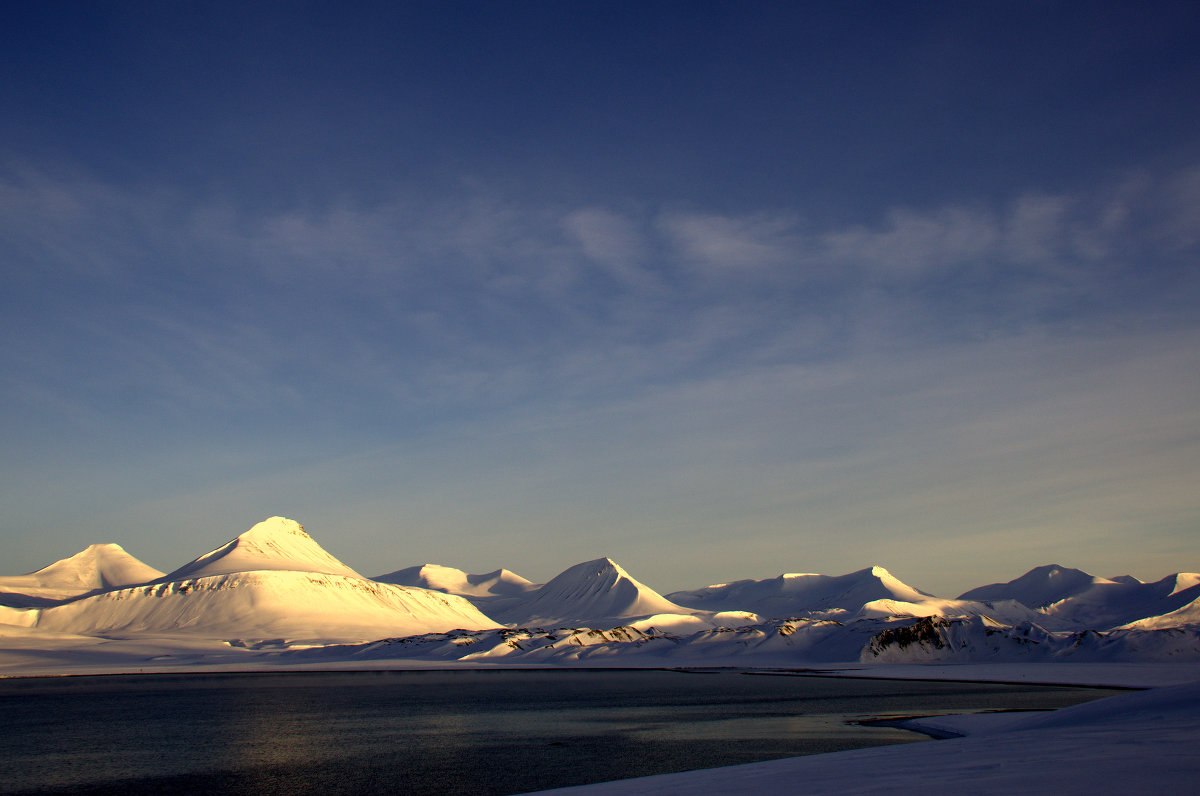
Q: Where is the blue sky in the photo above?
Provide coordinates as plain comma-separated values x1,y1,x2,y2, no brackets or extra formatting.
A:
2,2,1198,596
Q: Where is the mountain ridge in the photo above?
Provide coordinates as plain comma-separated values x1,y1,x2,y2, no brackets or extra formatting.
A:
2,518,1198,653
667,565,934,618
374,563,538,598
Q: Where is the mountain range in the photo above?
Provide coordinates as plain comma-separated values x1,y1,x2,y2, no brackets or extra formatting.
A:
2,518,498,643
1,517,1197,668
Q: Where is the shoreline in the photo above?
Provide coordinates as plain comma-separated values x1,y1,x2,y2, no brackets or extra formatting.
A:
4,657,1190,793
531,677,1200,794
2,657,1191,689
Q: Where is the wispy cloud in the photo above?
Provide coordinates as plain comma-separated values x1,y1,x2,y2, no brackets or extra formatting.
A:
561,207,658,292
2,163,1197,427
3,162,1199,591
819,206,998,278
658,211,803,273
1003,194,1073,264
1160,165,1200,250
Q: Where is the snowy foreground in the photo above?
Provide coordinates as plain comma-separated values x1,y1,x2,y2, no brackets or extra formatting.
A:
535,678,1200,795
2,517,1199,793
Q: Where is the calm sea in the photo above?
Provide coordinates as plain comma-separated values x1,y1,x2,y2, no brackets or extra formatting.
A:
0,669,1117,795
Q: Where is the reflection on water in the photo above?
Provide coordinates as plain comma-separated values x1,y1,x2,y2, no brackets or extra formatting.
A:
0,669,1118,795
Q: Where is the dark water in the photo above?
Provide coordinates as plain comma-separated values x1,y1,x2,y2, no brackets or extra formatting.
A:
0,669,1118,795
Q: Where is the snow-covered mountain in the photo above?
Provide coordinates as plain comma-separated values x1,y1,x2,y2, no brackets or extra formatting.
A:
373,563,541,620
667,566,934,619
0,543,164,607
374,563,538,598
959,565,1106,608
2,518,1198,671
278,612,1200,668
850,596,1078,629
492,557,696,628
1048,572,1200,629
1120,594,1200,630
16,517,501,643
960,565,1200,629
35,570,499,643
162,516,363,581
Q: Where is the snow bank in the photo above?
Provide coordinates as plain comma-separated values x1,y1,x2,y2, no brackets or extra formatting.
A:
534,680,1200,795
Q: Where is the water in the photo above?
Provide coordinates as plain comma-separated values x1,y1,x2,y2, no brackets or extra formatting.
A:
0,669,1118,795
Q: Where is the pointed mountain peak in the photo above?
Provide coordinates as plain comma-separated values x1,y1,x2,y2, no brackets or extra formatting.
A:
32,542,123,568
79,542,126,554
22,543,164,591
231,517,322,556
238,516,312,541
163,517,362,582
511,556,689,626
571,557,628,577
843,566,932,598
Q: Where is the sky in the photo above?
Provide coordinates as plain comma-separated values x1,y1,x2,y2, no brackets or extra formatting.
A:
2,1,1198,597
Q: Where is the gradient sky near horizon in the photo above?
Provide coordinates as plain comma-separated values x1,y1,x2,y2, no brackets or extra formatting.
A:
2,2,1198,597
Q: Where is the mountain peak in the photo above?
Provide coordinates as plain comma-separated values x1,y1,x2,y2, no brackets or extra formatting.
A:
163,517,362,582
81,542,125,554
958,564,1103,607
500,556,689,626
575,557,627,576
1167,572,1200,597
1030,564,1073,577
239,516,311,541
373,563,537,598
233,517,320,556
16,543,164,591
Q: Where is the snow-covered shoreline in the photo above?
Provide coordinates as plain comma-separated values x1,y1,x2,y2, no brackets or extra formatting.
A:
531,675,1200,795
